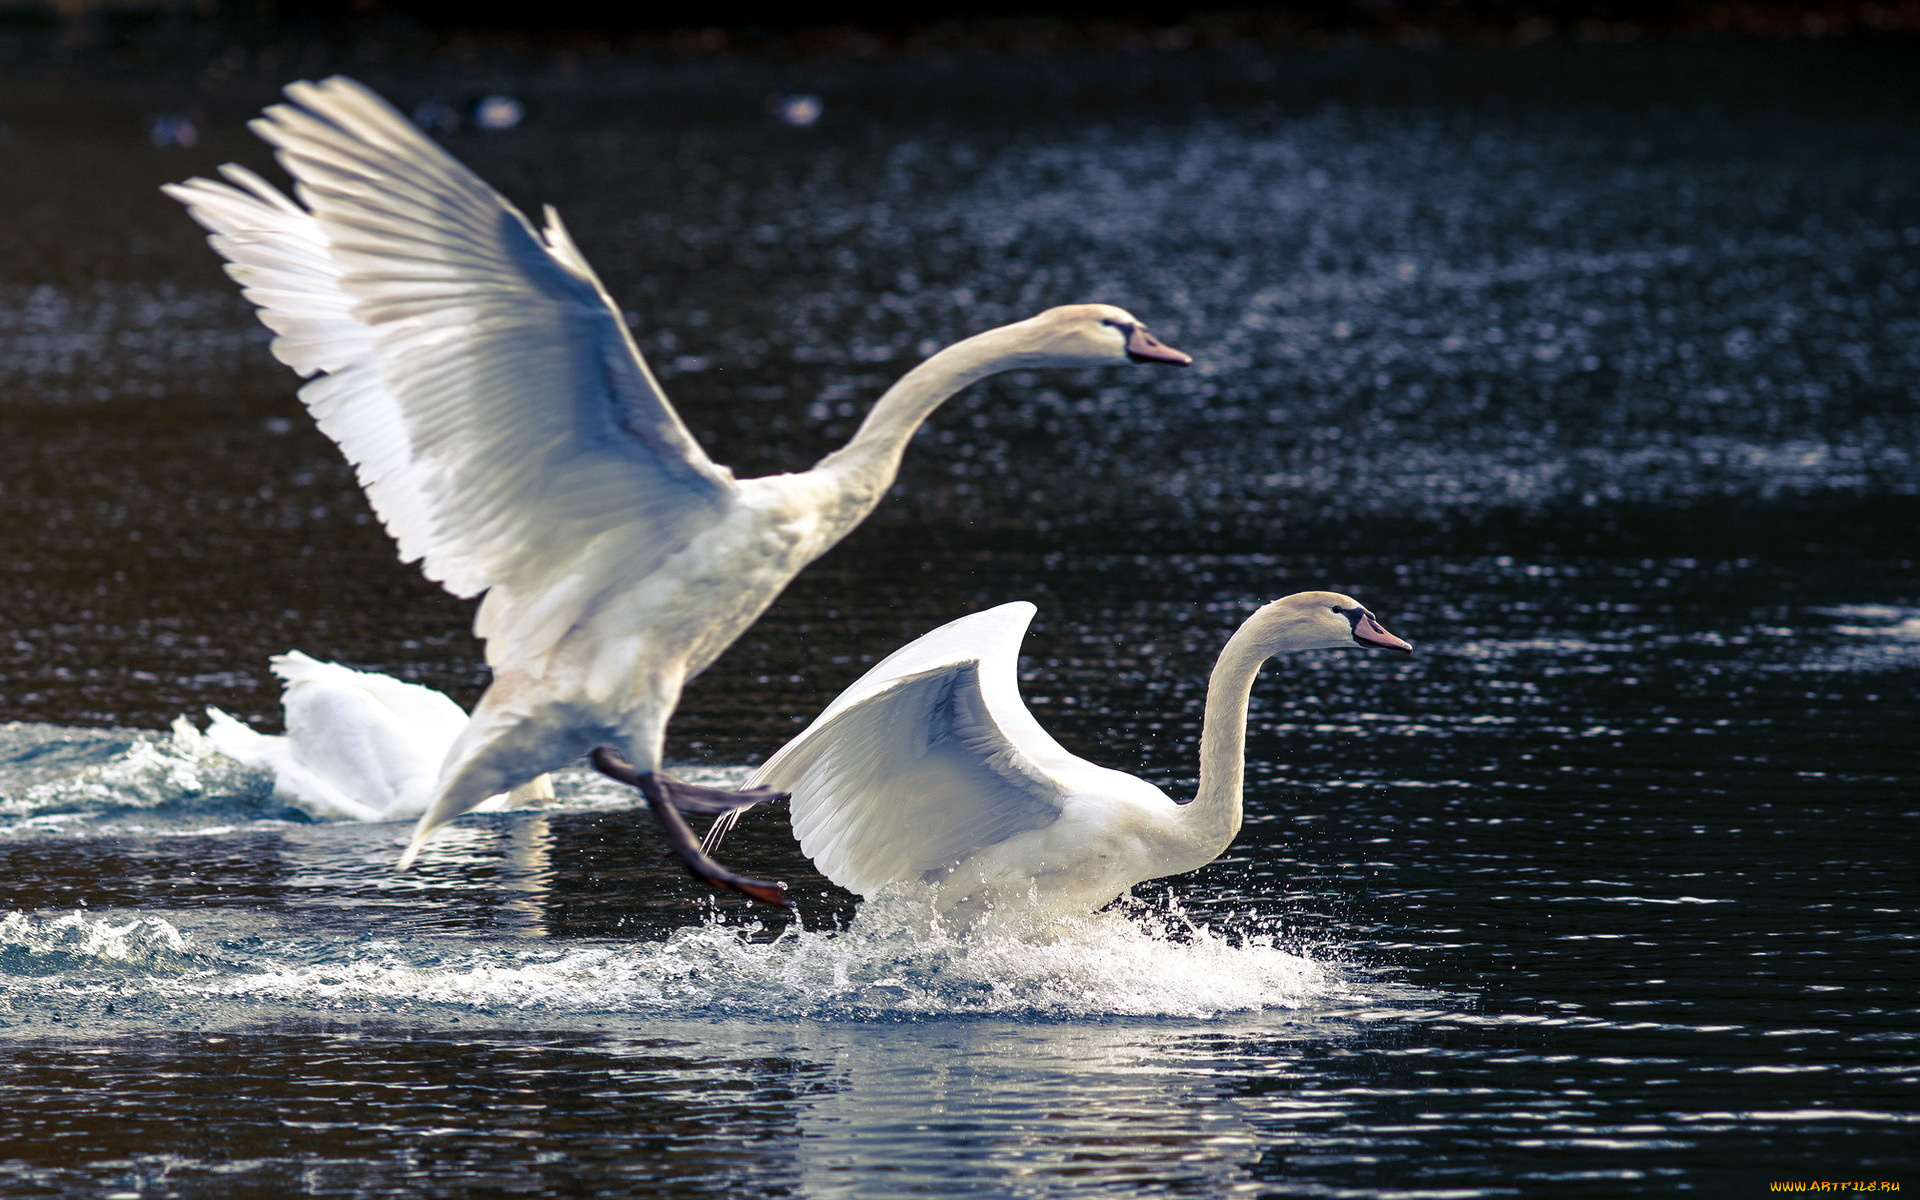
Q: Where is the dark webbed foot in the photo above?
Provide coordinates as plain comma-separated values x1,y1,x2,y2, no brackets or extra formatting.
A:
590,749,794,910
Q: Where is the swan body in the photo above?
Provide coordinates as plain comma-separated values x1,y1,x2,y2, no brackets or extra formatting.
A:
165,76,1190,899
202,651,553,822
715,593,1411,919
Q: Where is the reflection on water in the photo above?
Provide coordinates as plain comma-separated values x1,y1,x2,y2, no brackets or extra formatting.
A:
4,1016,1438,1197
0,38,1915,1198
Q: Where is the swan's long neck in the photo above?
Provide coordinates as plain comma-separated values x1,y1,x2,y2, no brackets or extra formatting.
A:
813,324,1037,511
1172,609,1303,867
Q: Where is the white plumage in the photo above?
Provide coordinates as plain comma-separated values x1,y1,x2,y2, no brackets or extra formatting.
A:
166,77,1191,904
202,651,552,822
710,593,1412,920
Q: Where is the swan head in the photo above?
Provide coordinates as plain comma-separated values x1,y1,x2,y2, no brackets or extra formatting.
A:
1013,304,1193,368
1257,591,1413,655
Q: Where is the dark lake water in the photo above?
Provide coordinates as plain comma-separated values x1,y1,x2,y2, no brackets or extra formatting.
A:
0,39,1915,1197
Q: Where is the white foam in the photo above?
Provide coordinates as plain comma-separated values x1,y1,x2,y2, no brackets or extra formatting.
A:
0,721,271,821
0,911,199,975
0,716,752,830
202,891,1333,1020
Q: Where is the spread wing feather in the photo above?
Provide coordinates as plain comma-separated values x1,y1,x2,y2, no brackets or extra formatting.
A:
746,603,1087,897
165,76,735,670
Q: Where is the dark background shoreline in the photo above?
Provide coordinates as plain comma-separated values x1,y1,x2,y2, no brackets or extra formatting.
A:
6,0,1920,76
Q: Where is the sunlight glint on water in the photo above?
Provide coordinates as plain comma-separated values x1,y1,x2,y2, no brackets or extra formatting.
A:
0,40,1914,1198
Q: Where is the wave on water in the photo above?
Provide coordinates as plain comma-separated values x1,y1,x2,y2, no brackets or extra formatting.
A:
228,892,1335,1019
213,893,1333,1020
0,719,746,835
0,893,1337,1021
1784,605,1920,673
1816,604,1920,641
0,720,275,830
0,911,205,977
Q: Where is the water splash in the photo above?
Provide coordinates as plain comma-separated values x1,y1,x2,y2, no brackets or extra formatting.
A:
0,721,271,825
0,717,751,834
200,890,1331,1020
0,912,201,977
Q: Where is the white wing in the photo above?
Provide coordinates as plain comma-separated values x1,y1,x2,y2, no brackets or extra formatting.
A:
273,651,467,815
747,602,1102,897
272,649,469,744
164,76,736,670
202,706,388,822
203,654,551,823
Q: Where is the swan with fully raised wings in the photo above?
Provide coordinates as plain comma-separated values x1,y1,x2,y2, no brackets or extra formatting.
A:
165,76,1191,907
703,594,1411,920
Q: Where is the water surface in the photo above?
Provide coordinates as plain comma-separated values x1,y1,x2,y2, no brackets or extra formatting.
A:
0,40,1914,1197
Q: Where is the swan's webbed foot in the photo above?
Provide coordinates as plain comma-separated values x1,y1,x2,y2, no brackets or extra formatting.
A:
589,748,794,910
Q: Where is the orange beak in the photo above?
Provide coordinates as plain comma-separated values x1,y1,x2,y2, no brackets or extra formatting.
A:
1124,326,1193,366
1353,613,1412,654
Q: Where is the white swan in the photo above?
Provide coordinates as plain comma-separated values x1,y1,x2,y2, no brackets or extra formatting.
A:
164,76,1190,905
201,651,554,822
703,593,1411,920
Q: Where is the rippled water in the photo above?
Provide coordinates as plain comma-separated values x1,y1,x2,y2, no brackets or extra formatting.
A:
0,41,1915,1197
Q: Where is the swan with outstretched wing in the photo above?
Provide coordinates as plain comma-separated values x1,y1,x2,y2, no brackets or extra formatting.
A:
705,594,1412,919
166,77,1191,906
